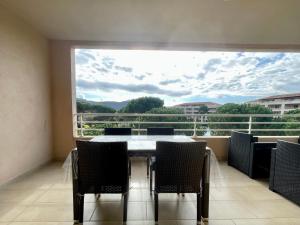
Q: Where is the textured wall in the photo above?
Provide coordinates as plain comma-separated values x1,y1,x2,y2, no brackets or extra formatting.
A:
0,5,52,185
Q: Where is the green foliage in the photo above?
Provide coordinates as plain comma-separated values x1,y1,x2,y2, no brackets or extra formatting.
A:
77,101,115,113
283,109,300,136
120,97,164,113
140,107,206,136
209,103,274,136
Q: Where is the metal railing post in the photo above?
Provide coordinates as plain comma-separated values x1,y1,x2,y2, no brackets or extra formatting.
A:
248,116,252,134
138,116,141,135
80,114,84,137
192,115,197,137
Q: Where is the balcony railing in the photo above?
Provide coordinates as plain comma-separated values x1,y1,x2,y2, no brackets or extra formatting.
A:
73,113,300,137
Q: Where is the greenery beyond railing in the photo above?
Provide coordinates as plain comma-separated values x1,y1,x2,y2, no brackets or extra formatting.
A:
74,113,300,137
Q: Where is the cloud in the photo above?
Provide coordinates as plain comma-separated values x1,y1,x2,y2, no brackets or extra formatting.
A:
203,58,222,72
183,74,194,79
77,79,191,97
75,49,300,104
102,57,115,69
115,66,133,73
159,79,181,85
197,73,205,79
135,75,146,80
75,51,96,65
92,63,109,73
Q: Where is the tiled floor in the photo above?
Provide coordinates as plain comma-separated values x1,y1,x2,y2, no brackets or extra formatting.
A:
1,159,300,225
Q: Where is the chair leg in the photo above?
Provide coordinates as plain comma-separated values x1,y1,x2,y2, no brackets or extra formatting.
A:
79,195,84,223
147,157,150,177
155,192,158,222
73,193,79,222
197,193,202,224
123,193,128,222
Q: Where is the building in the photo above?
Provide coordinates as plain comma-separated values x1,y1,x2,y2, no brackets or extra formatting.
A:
174,102,222,114
250,93,300,114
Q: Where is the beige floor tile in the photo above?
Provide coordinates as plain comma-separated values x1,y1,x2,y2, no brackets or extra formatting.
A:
147,201,197,220
0,190,45,205
36,190,73,204
211,186,283,201
50,182,72,189
0,204,26,222
234,218,300,225
209,201,257,219
10,223,73,225
14,203,94,222
91,201,146,221
248,200,300,218
1,161,300,224
204,220,235,225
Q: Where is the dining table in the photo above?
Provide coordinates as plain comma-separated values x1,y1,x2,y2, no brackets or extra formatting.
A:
91,135,211,221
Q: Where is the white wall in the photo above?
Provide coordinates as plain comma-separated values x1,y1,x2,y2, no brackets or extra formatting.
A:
0,5,52,185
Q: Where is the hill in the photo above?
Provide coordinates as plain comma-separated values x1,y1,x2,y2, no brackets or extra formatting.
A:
76,99,129,111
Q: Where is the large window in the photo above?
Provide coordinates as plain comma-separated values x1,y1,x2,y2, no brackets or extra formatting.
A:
74,49,300,136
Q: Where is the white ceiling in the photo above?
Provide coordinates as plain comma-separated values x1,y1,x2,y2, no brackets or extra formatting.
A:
2,0,300,45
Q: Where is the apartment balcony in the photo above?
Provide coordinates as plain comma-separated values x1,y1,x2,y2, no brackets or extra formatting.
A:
2,1,300,224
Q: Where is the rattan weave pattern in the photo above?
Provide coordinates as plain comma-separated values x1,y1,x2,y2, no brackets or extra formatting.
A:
76,141,129,194
271,140,300,205
155,141,206,193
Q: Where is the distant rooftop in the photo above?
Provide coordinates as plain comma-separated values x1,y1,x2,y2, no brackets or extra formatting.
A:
174,102,222,107
255,93,300,101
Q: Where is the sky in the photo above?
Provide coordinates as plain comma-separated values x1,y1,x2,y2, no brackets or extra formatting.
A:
75,49,300,106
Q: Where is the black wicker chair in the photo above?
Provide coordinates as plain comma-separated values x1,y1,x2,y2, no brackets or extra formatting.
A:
104,127,133,176
228,131,277,178
152,141,207,223
146,127,175,177
72,141,129,223
269,140,300,206
104,127,132,135
147,127,174,135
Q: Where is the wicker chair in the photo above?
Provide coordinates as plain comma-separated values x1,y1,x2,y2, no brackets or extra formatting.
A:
269,140,300,206
228,131,277,178
151,141,207,223
104,127,132,135
146,127,175,177
72,141,129,223
104,127,132,176
147,127,174,135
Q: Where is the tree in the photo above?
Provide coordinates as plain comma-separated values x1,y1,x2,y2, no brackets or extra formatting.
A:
77,100,115,113
119,97,164,113
208,103,274,136
283,109,300,136
76,100,116,136
141,107,206,136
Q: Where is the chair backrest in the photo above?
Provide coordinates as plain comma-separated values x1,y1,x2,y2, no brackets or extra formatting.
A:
147,127,174,135
76,140,129,194
104,127,132,135
228,131,257,174
155,141,207,193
